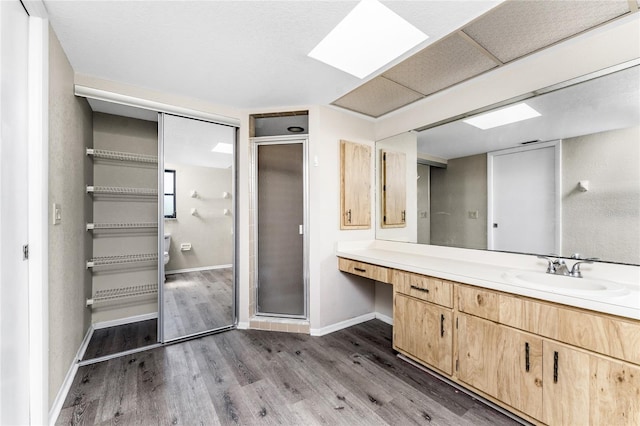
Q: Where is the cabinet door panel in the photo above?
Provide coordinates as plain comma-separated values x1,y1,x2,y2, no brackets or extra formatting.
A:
394,294,452,374
544,340,640,425
381,150,406,228
340,140,371,229
457,314,543,419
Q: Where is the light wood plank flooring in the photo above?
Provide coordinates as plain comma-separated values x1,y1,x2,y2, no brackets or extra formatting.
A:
58,320,521,425
164,268,234,340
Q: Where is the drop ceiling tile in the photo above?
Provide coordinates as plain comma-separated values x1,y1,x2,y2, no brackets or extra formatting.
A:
332,77,424,118
382,33,499,97
463,0,630,63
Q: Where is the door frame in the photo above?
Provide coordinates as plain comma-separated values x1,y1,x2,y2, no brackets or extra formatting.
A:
487,140,562,254
251,135,309,320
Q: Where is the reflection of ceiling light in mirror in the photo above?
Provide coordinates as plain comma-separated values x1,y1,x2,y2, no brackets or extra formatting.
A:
463,103,541,130
308,0,428,79
211,142,233,154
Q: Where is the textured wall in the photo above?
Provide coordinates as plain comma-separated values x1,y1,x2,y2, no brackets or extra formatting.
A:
91,112,158,323
430,153,487,249
164,163,233,272
562,126,640,264
47,27,93,408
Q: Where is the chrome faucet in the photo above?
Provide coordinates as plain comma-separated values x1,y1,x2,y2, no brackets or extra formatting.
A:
537,254,598,278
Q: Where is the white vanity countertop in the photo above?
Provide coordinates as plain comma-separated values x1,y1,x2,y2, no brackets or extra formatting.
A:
336,240,640,320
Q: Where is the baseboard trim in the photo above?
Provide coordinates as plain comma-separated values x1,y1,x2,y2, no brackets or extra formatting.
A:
166,264,232,274
49,325,94,425
236,321,249,330
92,312,158,330
310,312,376,337
375,312,393,325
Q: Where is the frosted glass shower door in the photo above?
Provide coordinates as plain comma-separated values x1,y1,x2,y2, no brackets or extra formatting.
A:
256,141,306,317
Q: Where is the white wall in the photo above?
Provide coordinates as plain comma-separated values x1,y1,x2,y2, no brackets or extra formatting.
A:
164,163,233,271
48,27,93,408
375,132,418,243
562,126,640,264
416,163,431,244
309,106,378,330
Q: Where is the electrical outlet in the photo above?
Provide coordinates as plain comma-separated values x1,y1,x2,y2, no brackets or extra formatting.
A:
468,210,479,219
420,211,428,219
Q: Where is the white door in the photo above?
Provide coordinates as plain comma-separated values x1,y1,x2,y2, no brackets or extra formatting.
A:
488,142,560,255
0,0,31,423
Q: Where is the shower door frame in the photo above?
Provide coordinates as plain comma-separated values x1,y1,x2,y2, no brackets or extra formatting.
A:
251,136,309,320
158,113,239,343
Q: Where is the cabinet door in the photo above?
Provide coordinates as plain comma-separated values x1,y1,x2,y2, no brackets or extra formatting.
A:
543,340,640,425
394,294,452,374
457,314,543,419
381,150,406,228
340,140,371,229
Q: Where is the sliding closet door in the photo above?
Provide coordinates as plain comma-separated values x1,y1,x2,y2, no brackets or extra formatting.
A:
160,114,237,342
256,140,306,317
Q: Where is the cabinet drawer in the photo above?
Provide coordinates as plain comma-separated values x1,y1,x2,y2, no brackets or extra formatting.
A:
338,258,390,283
392,270,452,308
457,285,499,322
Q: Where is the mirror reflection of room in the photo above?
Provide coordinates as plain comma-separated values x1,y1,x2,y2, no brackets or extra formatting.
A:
161,114,236,341
382,63,640,265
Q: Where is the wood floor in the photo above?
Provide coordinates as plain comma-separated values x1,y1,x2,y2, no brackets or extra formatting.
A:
164,268,234,340
82,319,158,361
58,320,521,425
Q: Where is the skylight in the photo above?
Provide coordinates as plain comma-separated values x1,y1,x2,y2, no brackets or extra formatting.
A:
463,103,542,130
211,142,233,154
308,0,428,79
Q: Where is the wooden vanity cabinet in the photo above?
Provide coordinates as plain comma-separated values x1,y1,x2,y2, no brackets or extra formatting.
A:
340,140,371,229
337,258,640,424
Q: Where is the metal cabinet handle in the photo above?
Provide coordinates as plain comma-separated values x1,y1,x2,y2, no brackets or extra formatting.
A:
347,209,352,223
525,342,530,372
440,314,445,337
410,285,429,293
353,267,366,273
401,210,406,222
553,351,559,383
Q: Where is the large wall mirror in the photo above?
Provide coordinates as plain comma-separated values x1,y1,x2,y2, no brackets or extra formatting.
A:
376,61,639,265
160,114,237,342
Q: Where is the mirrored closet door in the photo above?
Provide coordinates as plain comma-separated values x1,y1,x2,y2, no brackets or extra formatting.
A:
160,113,237,342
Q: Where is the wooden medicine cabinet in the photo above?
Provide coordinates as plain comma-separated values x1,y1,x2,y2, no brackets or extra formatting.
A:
340,140,371,229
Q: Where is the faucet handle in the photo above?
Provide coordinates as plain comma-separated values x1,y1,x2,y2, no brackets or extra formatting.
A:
570,258,598,278
537,255,559,273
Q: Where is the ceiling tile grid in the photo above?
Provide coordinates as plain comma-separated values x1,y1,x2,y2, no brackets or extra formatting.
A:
332,77,423,118
381,33,499,97
462,0,631,63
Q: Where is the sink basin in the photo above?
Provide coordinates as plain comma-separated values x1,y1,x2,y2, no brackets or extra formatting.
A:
501,271,630,297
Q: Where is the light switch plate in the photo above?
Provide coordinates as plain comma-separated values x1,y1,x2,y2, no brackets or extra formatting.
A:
53,203,62,225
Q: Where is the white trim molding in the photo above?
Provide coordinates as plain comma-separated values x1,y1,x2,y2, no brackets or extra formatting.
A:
166,264,232,275
92,312,158,330
74,85,240,127
48,326,93,426
310,312,376,337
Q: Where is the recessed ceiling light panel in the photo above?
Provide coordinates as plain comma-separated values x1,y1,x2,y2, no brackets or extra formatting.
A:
211,142,233,154
308,0,428,79
463,103,541,130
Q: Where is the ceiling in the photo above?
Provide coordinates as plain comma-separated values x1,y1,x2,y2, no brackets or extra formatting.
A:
43,0,503,113
417,64,640,160
334,0,636,117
